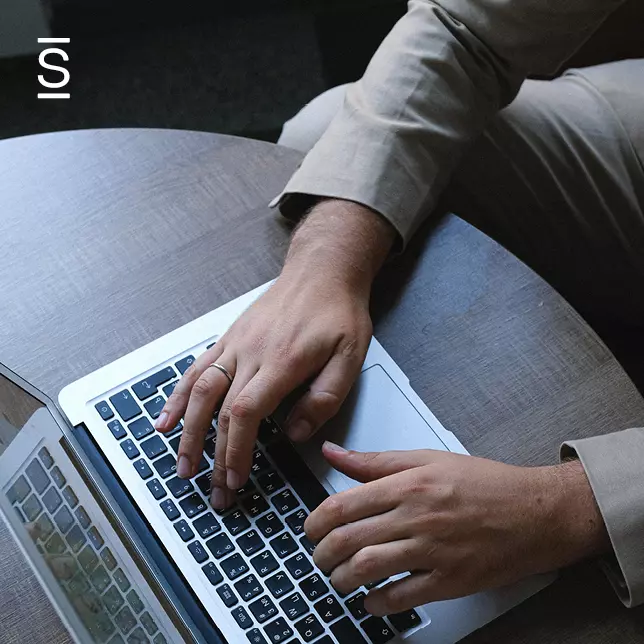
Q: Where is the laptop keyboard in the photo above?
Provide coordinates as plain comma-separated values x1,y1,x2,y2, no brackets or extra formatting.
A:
7,446,169,644
92,353,423,644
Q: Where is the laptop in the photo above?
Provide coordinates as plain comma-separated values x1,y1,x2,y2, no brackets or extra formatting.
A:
0,281,553,644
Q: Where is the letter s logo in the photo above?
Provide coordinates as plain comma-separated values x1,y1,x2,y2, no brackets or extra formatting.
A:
38,48,70,88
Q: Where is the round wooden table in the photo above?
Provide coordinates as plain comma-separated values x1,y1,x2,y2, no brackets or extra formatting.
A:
1,129,643,644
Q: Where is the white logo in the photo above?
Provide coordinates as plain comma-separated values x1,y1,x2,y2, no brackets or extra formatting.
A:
37,38,70,99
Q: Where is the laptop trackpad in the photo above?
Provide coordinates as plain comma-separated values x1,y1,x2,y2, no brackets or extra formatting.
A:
297,364,450,494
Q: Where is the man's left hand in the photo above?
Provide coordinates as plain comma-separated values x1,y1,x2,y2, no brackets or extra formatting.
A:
305,442,609,616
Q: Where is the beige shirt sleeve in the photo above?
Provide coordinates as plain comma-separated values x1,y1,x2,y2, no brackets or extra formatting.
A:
562,429,644,608
272,0,626,246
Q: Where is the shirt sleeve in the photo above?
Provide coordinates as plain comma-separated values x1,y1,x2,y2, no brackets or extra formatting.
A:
562,428,644,607
272,0,627,246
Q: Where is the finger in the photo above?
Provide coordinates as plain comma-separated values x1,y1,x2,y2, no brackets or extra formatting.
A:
321,442,434,483
211,366,257,500
330,540,420,595
224,367,302,490
313,509,408,573
304,478,401,544
364,570,442,616
177,353,236,478
285,349,365,442
157,343,225,431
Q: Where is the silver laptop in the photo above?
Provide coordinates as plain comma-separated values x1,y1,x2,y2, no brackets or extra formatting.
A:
0,282,553,644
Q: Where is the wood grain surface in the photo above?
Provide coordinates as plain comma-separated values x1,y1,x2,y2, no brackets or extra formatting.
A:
0,128,643,644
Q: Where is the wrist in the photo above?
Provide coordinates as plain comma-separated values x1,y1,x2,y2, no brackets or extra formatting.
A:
283,198,396,294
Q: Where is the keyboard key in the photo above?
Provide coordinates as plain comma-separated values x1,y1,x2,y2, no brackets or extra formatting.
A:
234,574,263,601
251,450,271,475
193,512,220,539
295,613,324,642
315,594,344,623
62,486,79,508
203,434,216,460
265,572,294,598
160,499,180,521
269,532,297,559
126,626,147,642
258,418,281,444
43,486,62,513
280,592,308,621
217,583,238,607
256,512,283,538
231,606,253,630
153,633,168,644
110,390,142,422
114,568,131,593
272,490,299,516
246,628,268,644
140,612,158,636
126,589,144,615
300,574,328,601
101,547,118,571
365,578,388,590
175,355,195,375
91,564,111,593
299,535,316,556
79,544,99,573
266,441,329,513
162,381,178,398
188,541,209,563
285,553,313,580
180,493,208,519
202,561,224,586
115,605,137,634
128,417,155,441
103,585,125,615
132,367,176,401
196,456,210,474
121,439,140,460
66,524,87,553
223,510,251,536
38,447,54,469
54,506,74,533
221,553,249,580
88,525,105,549
250,550,279,577
388,609,421,633
144,395,166,420
153,454,177,479
249,595,278,623
166,477,194,498
169,435,182,455
45,532,66,554
206,533,235,559
264,617,293,643
236,479,256,497
257,471,284,495
133,459,153,480
95,400,114,420
361,616,395,643
285,509,307,536
238,529,264,556
50,466,66,488
141,435,167,460
7,475,31,504
146,478,166,500
108,419,127,440
22,493,43,522
33,513,54,541
167,422,183,438
75,505,91,529
345,592,368,620
26,458,50,494
174,520,194,542
331,617,369,644
195,472,212,496
242,492,269,518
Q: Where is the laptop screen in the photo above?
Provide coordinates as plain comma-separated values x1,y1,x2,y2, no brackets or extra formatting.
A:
0,370,179,644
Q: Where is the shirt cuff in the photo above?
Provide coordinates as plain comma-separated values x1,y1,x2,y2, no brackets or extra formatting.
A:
561,427,644,607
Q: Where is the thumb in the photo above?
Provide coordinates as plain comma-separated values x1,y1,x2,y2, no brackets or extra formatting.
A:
322,441,434,483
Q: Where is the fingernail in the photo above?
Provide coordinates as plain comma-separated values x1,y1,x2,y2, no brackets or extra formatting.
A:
210,487,226,509
227,469,243,491
177,455,192,478
287,419,313,442
155,411,169,430
323,441,347,454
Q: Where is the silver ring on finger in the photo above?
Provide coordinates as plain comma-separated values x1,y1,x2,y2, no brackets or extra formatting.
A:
207,362,234,385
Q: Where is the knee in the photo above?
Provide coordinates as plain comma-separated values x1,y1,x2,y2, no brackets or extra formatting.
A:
278,84,352,154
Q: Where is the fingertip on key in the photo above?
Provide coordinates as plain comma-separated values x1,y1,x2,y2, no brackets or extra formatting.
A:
155,411,169,431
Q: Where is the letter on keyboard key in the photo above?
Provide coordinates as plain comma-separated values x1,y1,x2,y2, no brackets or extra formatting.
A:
223,510,250,536
206,533,234,559
141,435,167,460
242,492,269,518
144,395,166,420
193,512,220,539
237,529,264,556
95,400,114,420
121,439,140,460
7,475,31,504
300,574,328,601
295,613,324,642
109,390,141,422
234,573,263,601
180,493,208,519
264,617,293,643
269,532,297,559
345,592,367,620
26,458,50,494
153,454,177,479
331,617,369,644
256,512,283,538
388,609,421,633
361,616,395,644
146,478,166,500
249,595,278,623
265,572,294,598
272,490,299,516
250,550,279,577
221,553,249,580
280,592,308,621
62,486,79,508
257,470,284,495
285,553,313,580
195,472,212,496
166,477,193,499
51,466,66,488
128,417,155,440
43,486,62,513
314,594,344,623
285,509,307,536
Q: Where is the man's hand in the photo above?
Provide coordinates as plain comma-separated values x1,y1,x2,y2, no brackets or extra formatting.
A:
305,443,610,616
155,199,396,508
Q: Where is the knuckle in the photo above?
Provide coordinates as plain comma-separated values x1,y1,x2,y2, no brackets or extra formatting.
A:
310,390,343,419
192,377,214,400
327,527,351,553
217,409,231,433
183,363,199,381
352,548,377,577
320,496,344,524
230,395,257,422
225,443,249,468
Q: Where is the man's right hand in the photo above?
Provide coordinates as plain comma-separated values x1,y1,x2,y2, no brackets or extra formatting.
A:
155,199,396,508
